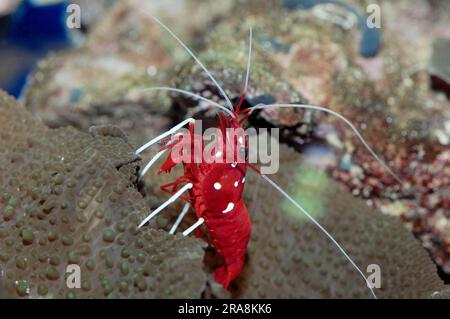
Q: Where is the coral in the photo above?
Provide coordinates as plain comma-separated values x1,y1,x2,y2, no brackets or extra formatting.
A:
9,0,450,297
0,90,448,299
0,91,207,298
234,141,445,298
139,135,448,298
432,287,450,299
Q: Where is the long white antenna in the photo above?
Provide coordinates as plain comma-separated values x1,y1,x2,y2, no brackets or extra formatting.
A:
260,173,377,299
249,104,402,184
139,87,235,118
243,27,253,93
139,11,234,110
138,183,193,228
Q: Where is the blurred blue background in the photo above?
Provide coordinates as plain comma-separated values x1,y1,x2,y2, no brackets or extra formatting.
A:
0,0,72,97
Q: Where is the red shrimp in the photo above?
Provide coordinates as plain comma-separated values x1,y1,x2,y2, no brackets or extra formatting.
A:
135,12,403,297
156,106,252,288
137,91,253,288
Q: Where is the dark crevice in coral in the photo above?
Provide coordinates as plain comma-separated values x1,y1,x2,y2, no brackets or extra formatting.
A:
428,236,450,283
247,110,318,152
438,266,450,284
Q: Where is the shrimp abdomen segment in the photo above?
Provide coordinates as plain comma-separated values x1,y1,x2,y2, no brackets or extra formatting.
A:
203,200,251,288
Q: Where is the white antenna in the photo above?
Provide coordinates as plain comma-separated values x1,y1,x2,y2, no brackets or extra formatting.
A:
139,87,235,118
250,104,403,184
243,27,253,93
138,183,193,228
260,173,377,299
140,11,234,110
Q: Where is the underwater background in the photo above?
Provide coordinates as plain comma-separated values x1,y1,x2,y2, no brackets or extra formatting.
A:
0,0,450,298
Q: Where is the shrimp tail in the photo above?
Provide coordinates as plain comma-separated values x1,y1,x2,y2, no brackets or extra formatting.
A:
205,200,251,288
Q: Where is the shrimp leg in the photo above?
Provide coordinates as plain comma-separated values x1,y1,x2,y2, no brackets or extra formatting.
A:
182,218,205,237
138,183,193,228
135,118,194,155
169,202,191,235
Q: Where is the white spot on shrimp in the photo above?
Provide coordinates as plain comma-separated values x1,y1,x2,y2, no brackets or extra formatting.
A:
242,177,245,183
223,202,234,214
214,183,222,190
234,181,238,187
215,151,222,158
231,163,237,168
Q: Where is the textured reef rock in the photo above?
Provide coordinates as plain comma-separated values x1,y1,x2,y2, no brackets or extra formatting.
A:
0,91,207,298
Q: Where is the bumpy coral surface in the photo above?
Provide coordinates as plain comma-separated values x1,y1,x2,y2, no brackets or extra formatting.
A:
1,91,449,298
0,91,207,298
139,135,447,298
234,140,444,298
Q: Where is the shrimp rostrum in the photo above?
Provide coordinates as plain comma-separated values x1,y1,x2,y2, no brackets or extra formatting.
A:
135,12,403,298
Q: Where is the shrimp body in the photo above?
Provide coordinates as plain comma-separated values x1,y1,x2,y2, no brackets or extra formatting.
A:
190,163,251,288
136,14,394,297
158,111,251,288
